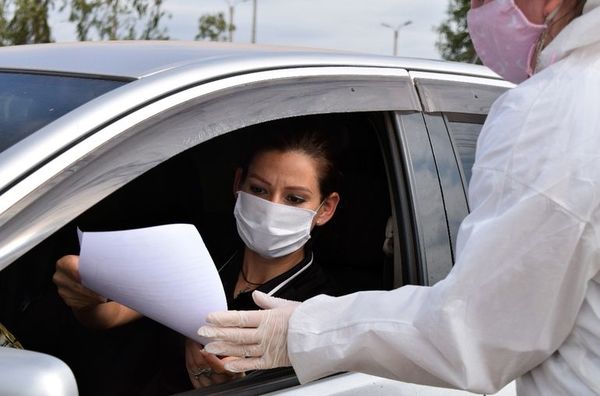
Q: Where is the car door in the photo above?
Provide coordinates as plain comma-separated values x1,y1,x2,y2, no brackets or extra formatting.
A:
0,59,517,395
0,63,420,395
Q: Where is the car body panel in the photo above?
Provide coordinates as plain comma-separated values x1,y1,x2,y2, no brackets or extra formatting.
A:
411,71,513,115
266,372,517,396
0,348,78,396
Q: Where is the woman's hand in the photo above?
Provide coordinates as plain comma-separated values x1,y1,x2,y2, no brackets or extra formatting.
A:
185,338,244,389
53,255,142,329
53,255,107,310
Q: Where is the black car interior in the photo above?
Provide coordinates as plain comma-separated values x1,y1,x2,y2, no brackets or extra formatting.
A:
0,112,394,395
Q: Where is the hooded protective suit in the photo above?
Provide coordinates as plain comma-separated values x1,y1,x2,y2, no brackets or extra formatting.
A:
287,2,600,395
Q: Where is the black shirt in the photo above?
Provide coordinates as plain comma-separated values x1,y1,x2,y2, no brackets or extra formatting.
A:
218,244,338,310
140,244,337,396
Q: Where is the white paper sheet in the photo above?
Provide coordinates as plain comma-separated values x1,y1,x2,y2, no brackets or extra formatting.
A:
78,223,227,344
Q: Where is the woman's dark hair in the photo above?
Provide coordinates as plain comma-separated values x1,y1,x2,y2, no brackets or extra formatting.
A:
239,117,344,200
576,0,587,15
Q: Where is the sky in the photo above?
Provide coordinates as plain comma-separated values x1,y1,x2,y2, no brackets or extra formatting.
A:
50,0,451,61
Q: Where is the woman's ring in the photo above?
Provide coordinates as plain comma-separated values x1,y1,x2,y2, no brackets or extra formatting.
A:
191,367,213,380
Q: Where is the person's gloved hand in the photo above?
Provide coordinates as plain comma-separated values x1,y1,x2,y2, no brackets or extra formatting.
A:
198,290,300,373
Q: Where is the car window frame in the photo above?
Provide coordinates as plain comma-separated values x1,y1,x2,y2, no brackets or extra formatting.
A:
442,112,488,190
0,66,420,272
394,111,451,286
410,71,513,115
409,71,511,283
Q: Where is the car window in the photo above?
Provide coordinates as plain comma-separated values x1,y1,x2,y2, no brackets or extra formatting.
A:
444,113,487,187
0,112,396,395
415,111,487,282
0,72,127,154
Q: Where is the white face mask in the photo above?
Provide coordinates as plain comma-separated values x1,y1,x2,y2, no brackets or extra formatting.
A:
233,191,321,259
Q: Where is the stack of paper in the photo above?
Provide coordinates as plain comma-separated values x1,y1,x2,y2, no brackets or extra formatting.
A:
79,223,227,344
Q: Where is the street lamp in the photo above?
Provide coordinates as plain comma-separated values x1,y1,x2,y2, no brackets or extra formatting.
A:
381,20,412,56
251,0,257,44
225,0,250,42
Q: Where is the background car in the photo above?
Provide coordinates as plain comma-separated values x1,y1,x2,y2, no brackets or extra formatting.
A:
0,41,515,395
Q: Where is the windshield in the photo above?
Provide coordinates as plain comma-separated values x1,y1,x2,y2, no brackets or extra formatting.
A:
0,72,128,154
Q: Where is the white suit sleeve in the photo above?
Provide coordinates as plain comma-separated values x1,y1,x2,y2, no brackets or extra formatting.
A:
288,164,600,393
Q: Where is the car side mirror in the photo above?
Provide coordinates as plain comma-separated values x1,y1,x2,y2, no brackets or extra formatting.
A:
0,347,78,396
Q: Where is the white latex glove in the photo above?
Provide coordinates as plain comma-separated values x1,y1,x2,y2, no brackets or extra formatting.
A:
198,290,300,373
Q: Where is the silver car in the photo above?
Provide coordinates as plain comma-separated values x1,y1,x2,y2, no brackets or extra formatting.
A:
0,41,515,395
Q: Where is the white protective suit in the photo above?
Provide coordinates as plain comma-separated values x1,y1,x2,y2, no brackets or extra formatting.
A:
287,2,600,395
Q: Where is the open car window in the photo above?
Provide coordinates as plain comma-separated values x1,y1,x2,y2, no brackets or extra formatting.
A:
0,112,399,395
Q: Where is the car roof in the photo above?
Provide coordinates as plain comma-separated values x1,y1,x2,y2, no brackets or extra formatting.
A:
0,40,499,80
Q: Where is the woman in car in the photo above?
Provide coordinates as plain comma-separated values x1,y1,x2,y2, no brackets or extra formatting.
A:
53,119,342,390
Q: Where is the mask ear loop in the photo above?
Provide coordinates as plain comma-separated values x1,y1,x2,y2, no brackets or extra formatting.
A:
313,198,328,226
531,1,564,74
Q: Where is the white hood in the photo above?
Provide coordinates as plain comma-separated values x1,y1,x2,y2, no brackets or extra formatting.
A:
538,0,600,70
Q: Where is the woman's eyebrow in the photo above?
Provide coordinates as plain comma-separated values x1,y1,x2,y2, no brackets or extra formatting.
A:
286,186,313,194
248,173,314,194
248,173,271,186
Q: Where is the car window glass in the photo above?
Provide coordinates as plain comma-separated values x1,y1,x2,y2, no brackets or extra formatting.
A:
0,72,127,154
444,113,486,186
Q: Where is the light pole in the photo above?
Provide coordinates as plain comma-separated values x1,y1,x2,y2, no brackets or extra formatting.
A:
381,20,412,56
251,0,257,43
225,0,250,42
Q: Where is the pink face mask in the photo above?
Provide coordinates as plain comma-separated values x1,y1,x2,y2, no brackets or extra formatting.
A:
467,0,553,84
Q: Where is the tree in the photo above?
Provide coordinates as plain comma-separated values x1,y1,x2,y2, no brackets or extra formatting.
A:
65,0,170,41
0,2,8,44
1,0,53,46
0,0,171,46
195,12,232,42
435,0,479,64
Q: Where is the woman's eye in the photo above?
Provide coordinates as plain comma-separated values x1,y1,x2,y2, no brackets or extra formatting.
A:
287,195,306,204
249,185,267,195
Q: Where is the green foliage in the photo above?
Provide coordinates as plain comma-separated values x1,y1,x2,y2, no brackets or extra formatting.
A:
0,0,170,46
65,0,170,41
1,0,53,46
196,12,232,42
0,2,8,44
435,0,479,64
